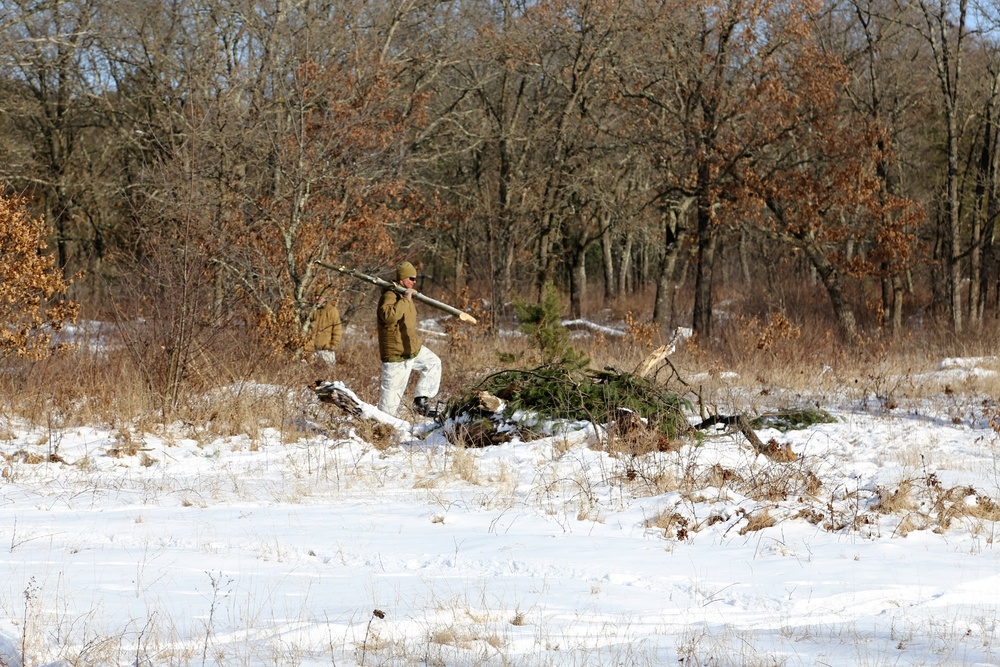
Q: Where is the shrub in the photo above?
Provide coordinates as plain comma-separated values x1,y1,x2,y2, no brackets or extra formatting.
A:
0,190,77,359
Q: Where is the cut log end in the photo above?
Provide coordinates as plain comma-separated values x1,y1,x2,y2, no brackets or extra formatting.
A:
313,381,363,417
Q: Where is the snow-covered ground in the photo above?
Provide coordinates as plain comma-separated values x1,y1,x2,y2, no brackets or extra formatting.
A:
2,346,1000,666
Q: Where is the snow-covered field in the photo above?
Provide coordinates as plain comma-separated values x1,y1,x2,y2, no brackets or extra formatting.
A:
3,345,1000,666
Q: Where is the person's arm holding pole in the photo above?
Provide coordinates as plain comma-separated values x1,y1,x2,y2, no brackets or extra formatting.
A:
315,261,477,324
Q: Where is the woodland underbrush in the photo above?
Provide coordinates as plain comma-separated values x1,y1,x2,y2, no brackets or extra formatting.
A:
2,305,998,448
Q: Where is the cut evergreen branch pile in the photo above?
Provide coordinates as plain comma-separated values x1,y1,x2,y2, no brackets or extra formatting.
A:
443,366,693,443
441,282,693,447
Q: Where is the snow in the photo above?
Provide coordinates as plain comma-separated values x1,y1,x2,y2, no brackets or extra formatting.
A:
3,333,1000,665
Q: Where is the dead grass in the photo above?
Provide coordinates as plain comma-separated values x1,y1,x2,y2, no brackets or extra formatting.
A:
672,312,1000,425
869,473,1000,536
873,479,919,514
740,508,777,534
449,446,482,485
4,298,997,443
647,509,691,541
1,449,68,465
354,419,397,451
599,408,684,457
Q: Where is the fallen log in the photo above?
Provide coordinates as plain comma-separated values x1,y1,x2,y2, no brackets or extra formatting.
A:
695,413,797,461
312,379,413,425
695,414,766,452
313,380,363,417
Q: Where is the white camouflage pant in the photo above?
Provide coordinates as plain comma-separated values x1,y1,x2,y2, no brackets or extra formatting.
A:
378,345,441,416
314,350,337,365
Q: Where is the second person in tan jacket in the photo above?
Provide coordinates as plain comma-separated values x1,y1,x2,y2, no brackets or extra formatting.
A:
306,295,343,365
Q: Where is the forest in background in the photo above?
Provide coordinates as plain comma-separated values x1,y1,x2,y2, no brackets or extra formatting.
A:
3,0,1000,355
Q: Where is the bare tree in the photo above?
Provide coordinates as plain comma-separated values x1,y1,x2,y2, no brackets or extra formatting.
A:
99,0,426,349
411,0,555,328
899,0,972,332
617,0,813,340
821,0,928,335
0,0,113,282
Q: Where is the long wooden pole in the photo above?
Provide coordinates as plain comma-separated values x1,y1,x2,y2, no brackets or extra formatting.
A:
315,261,478,324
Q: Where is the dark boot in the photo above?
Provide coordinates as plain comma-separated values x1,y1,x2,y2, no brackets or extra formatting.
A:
413,396,430,416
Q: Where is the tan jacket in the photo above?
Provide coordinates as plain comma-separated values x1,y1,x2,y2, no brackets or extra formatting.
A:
377,288,421,362
306,302,343,352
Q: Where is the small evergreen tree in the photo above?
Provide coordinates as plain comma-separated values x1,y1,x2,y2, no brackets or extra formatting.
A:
513,281,589,369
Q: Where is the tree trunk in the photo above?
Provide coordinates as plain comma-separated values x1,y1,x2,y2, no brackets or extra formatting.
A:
602,231,616,301
881,272,892,330
800,238,857,341
654,249,683,333
692,197,716,339
892,273,905,334
618,232,634,295
738,231,752,287
653,203,689,332
487,216,513,330
969,71,1000,324
569,244,587,318
915,0,968,333
487,138,516,331
970,198,984,328
947,163,963,333
537,224,556,299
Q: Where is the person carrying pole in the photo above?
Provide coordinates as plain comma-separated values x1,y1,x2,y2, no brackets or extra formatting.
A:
376,261,441,417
